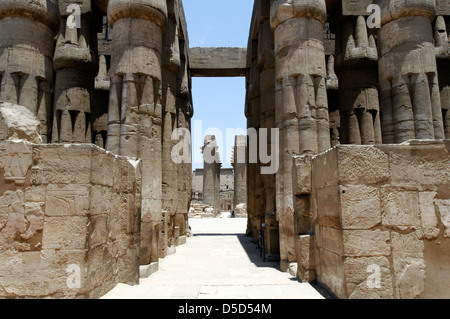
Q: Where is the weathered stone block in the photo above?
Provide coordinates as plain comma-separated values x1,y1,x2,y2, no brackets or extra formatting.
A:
342,0,374,16
295,234,316,270
292,155,313,195
343,229,391,257
382,142,450,189
88,215,108,249
312,147,339,188
42,216,88,250
90,185,113,216
337,145,390,185
436,199,450,237
340,185,381,230
391,232,426,299
0,102,42,144
317,248,346,299
24,185,46,203
0,190,44,252
0,249,87,298
418,191,440,239
316,186,340,228
381,188,420,230
189,47,247,77
0,140,33,186
37,145,93,185
45,184,91,217
317,225,344,255
91,147,116,187
344,256,394,299
435,0,450,16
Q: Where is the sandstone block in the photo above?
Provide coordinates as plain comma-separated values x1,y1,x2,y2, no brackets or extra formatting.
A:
45,184,91,217
317,225,344,255
344,256,394,299
316,186,340,228
0,190,43,252
436,199,450,237
42,216,88,250
381,188,420,231
0,102,42,144
312,147,338,188
295,234,315,270
391,232,425,299
383,143,450,189
336,145,390,185
343,229,391,257
418,191,440,239
340,185,381,230
292,155,313,195
317,248,346,299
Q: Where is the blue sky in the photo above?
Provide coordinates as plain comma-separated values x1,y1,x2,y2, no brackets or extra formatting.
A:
183,1,254,169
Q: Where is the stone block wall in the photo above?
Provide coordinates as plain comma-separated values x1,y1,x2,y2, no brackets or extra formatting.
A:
309,141,450,299
0,141,142,298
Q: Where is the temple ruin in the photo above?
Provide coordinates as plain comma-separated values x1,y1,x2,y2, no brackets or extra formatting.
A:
0,0,449,299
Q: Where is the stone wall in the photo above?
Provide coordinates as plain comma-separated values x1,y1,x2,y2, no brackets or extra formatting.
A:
304,141,450,299
0,141,142,298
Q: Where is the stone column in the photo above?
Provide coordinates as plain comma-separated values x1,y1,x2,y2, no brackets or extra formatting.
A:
176,39,193,238
377,0,445,143
161,1,180,252
258,0,278,261
434,15,450,139
202,135,221,215
233,135,247,209
336,16,382,145
52,0,98,144
92,54,110,149
247,38,264,243
270,0,331,270
107,0,167,265
0,0,60,143
326,55,341,147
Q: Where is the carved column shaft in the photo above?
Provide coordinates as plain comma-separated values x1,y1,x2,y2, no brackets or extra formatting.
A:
176,39,193,237
435,15,450,139
336,16,382,145
377,0,445,143
107,0,167,265
52,1,98,144
271,0,330,269
161,6,180,251
258,0,278,261
0,0,60,143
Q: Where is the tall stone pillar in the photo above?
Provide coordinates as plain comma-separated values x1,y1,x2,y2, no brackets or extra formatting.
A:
246,38,264,243
161,1,181,253
176,39,193,238
202,135,221,216
92,54,110,149
270,0,331,270
258,0,278,261
377,0,445,143
52,0,98,144
326,55,341,147
232,135,247,209
434,15,450,139
0,0,60,143
336,16,382,145
107,0,167,265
